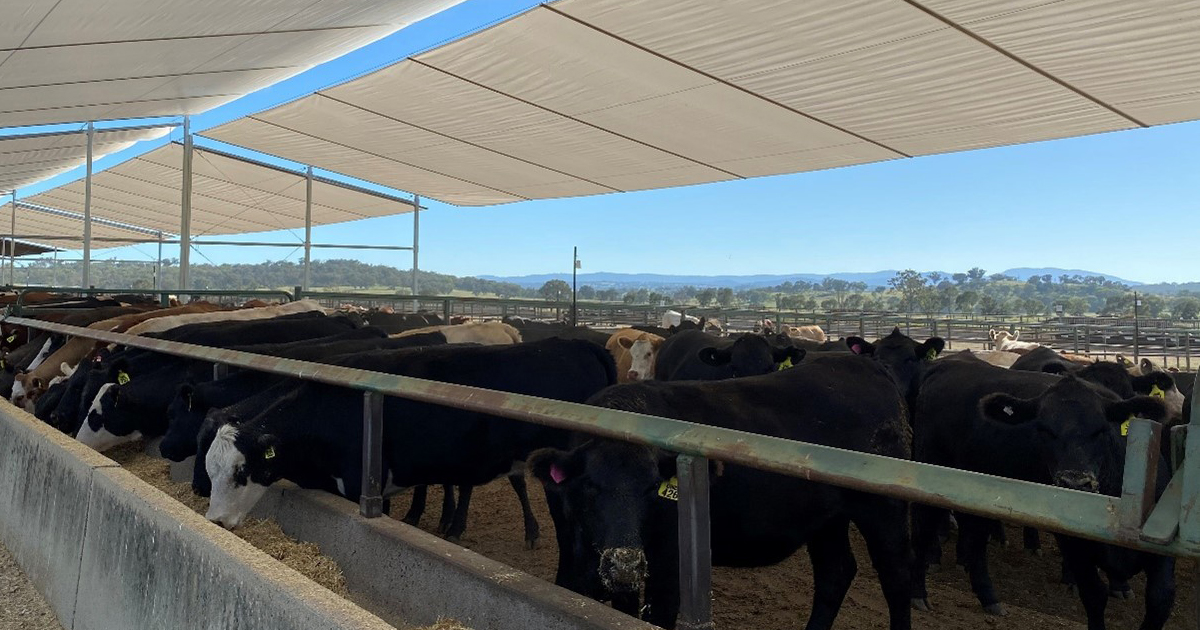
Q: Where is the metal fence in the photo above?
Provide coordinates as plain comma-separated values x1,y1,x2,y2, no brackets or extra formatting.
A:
2,313,1197,630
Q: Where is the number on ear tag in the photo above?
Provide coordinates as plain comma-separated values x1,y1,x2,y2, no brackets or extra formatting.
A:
657,477,679,501
264,446,276,460
116,371,130,385
925,348,938,361
5,334,15,344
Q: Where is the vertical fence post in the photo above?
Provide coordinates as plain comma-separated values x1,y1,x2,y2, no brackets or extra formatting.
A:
1118,419,1162,537
676,454,712,630
212,363,228,381
82,122,94,288
360,392,384,518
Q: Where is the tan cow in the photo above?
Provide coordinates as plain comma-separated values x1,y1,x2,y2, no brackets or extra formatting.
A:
392,321,521,345
989,328,1040,353
123,299,327,336
785,325,827,344
962,349,1023,369
606,329,664,382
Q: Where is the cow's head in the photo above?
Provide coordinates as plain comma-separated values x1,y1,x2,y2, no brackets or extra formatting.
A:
619,333,662,381
981,375,1166,493
75,382,142,451
1068,362,1184,424
529,441,669,601
845,327,943,401
161,382,204,461
698,334,804,377
205,424,282,529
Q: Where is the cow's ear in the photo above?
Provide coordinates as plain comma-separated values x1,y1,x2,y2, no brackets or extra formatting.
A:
107,359,130,377
773,346,805,365
980,393,1038,425
1139,358,1155,374
1131,372,1174,397
1106,396,1167,424
917,337,945,360
846,336,874,356
30,376,44,389
1041,362,1070,375
697,347,731,366
617,336,635,349
1115,354,1133,368
528,447,580,486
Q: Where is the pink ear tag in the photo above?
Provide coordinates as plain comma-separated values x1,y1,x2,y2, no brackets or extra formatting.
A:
851,343,863,354
549,463,567,484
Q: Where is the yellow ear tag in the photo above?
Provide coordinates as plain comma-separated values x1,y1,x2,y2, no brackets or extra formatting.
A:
116,371,130,385
5,334,15,343
264,446,276,460
1121,416,1133,436
1149,384,1165,399
777,357,794,371
924,349,938,361
657,476,679,501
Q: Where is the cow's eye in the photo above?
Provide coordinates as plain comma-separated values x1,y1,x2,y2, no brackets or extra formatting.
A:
233,466,249,486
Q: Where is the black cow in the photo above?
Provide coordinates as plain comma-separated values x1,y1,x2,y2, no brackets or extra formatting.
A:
361,311,442,334
202,338,617,549
911,358,1175,628
844,327,945,412
160,331,446,462
529,354,913,629
629,324,675,338
501,317,612,348
654,330,803,381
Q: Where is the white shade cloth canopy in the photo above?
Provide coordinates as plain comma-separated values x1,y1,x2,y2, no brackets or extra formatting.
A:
16,142,410,245
0,126,170,194
201,0,1200,206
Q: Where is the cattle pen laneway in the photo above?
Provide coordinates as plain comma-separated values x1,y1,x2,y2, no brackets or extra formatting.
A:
0,542,63,630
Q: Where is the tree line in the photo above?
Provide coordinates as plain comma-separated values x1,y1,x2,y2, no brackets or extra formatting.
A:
10,259,1199,320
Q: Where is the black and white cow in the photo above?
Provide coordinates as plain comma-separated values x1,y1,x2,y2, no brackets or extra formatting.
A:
203,338,617,549
530,354,913,630
911,357,1175,628
653,330,803,381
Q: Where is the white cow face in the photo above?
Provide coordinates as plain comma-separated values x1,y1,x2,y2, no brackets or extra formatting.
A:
205,425,277,529
626,338,657,381
76,383,142,451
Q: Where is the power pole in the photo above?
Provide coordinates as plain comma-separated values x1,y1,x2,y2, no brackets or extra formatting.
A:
572,247,580,327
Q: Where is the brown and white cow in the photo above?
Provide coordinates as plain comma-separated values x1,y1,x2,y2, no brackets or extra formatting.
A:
605,328,664,382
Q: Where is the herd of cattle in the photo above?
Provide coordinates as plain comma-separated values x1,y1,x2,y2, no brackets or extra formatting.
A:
1,292,1196,630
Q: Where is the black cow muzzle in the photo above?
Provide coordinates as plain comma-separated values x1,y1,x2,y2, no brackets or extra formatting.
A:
599,547,648,592
1053,470,1099,493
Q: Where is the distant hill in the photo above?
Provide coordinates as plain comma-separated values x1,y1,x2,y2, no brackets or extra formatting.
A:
480,267,1147,290
1000,268,1141,286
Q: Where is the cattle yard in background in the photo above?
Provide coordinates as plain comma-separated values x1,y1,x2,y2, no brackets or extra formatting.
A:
3,295,1198,630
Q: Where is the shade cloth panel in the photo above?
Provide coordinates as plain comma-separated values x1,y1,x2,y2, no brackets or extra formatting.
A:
201,0,1199,206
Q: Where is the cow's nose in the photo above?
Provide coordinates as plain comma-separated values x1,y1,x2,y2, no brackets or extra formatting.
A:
1053,471,1099,493
627,370,639,380
599,547,647,592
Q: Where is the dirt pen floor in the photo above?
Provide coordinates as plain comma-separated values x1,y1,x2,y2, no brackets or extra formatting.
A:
0,542,63,630
398,480,1199,630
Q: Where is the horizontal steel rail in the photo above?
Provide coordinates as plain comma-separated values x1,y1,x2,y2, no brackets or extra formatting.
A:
3,314,1197,559
8,287,295,315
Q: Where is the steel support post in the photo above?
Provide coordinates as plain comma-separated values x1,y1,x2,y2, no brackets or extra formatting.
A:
8,190,15,286
677,454,713,630
411,195,420,300
82,122,94,287
303,166,313,291
154,232,164,291
360,391,385,518
179,116,193,293
1118,418,1163,537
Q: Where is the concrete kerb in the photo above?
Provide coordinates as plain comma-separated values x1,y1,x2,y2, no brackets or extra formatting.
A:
263,487,658,630
0,401,396,630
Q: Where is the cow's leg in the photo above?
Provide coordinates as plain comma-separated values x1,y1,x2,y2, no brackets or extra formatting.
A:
1139,556,1175,630
910,504,946,610
989,520,1008,547
857,500,913,630
1107,570,1133,600
1023,527,1042,555
804,517,857,630
444,485,473,543
437,485,456,535
1058,536,1108,630
957,513,1005,615
507,467,540,549
402,485,427,526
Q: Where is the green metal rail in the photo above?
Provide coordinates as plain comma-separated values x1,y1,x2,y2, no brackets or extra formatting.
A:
6,286,295,315
4,312,1199,629
4,315,1196,557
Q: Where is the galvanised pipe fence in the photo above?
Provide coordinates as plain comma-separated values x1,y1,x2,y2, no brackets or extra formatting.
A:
2,314,1197,630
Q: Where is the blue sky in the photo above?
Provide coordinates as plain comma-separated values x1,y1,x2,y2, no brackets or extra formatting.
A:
7,0,1200,284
